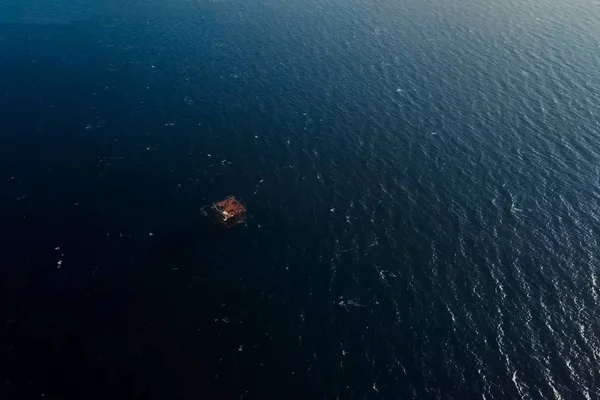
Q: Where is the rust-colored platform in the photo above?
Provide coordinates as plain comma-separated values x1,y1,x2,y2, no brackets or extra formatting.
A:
212,196,246,227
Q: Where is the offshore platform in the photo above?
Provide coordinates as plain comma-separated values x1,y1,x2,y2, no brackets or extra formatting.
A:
212,196,247,227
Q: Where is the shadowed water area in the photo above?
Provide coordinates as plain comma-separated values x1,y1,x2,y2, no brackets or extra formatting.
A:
1,0,600,398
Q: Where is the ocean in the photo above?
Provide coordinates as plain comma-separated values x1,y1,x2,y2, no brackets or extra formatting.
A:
1,0,599,398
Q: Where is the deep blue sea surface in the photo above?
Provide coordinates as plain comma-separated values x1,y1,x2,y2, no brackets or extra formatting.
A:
1,0,600,398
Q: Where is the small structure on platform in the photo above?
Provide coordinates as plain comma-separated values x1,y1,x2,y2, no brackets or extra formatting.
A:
212,196,246,227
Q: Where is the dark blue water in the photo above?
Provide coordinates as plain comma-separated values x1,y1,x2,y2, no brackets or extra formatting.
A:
2,0,600,398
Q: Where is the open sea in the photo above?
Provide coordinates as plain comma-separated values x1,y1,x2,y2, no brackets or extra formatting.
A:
1,0,600,398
